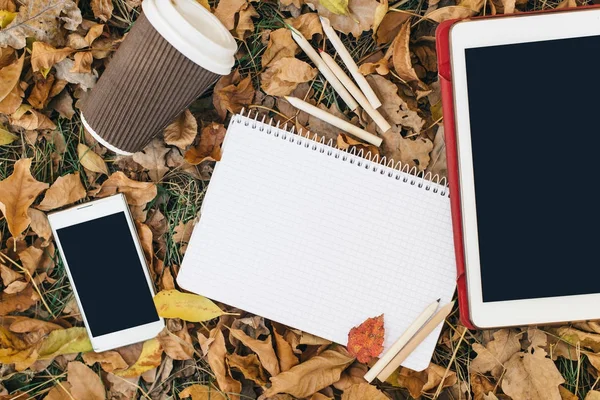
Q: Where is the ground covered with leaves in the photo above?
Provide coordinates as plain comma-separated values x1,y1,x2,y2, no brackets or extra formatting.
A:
0,0,598,398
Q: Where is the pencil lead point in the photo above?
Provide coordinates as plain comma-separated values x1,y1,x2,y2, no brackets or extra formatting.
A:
437,298,441,302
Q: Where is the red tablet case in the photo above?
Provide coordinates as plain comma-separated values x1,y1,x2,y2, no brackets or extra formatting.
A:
435,6,598,329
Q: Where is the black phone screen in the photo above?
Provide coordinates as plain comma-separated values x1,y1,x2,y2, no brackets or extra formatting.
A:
56,212,159,336
464,35,600,303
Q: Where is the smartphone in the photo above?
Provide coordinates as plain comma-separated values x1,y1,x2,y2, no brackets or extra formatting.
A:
49,194,164,351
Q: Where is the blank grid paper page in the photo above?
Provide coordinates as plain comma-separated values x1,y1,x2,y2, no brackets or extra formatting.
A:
178,115,456,371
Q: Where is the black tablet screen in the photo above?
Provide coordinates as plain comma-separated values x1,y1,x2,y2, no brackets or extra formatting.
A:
464,35,600,302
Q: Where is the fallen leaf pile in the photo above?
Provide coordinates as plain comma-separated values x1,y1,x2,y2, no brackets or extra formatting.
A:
0,0,594,398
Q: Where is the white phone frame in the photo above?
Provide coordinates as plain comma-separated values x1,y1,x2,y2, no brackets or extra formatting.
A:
48,194,164,351
450,9,600,328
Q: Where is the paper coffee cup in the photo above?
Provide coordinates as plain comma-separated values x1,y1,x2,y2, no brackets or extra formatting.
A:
80,0,237,155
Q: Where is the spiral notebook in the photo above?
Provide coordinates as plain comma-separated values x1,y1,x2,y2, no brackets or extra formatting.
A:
177,112,457,371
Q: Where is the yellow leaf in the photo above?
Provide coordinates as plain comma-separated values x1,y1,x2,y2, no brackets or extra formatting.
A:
319,0,350,15
153,290,223,322
38,327,93,360
78,143,109,175
0,10,16,28
0,158,49,238
31,42,73,72
180,384,227,400
114,338,163,378
0,124,17,145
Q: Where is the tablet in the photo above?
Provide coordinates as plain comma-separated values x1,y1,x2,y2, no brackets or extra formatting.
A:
449,9,600,328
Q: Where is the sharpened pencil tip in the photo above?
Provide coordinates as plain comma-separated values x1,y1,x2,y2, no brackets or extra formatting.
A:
437,298,441,302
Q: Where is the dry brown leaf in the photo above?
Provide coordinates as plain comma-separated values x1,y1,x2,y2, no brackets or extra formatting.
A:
0,81,24,114
71,51,93,74
471,373,496,400
184,123,226,165
91,0,113,21
227,353,268,385
28,74,56,109
425,6,476,23
0,158,49,238
163,109,197,150
93,171,157,206
471,329,521,379
458,0,486,12
10,106,56,130
262,348,354,398
85,23,104,45
358,59,389,76
19,246,43,274
586,391,600,400
82,351,128,373
31,43,73,73
38,172,86,211
8,317,61,334
132,139,170,182
67,361,106,400
173,219,195,244
395,364,457,398
305,0,386,37
27,208,52,242
0,0,82,49
261,57,318,96
501,331,564,400
552,327,600,353
45,382,73,400
274,329,299,372
341,383,388,400
54,58,97,90
0,54,22,103
214,0,246,30
381,128,432,171
392,21,420,83
332,363,368,391
235,3,258,39
229,328,280,376
559,386,579,400
262,28,299,67
4,280,28,294
213,75,254,120
285,13,323,39
1,263,21,286
205,328,242,399
78,143,108,175
376,12,410,45
425,126,447,179
49,90,75,119
366,75,423,133
179,384,227,400
0,285,39,316
156,326,194,361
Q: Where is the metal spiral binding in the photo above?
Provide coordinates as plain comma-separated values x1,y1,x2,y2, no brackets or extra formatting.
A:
235,109,449,197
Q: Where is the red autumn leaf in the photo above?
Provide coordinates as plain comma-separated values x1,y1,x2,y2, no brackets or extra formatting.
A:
347,314,385,364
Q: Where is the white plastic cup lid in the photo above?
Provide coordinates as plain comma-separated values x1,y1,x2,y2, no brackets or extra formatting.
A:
142,0,237,75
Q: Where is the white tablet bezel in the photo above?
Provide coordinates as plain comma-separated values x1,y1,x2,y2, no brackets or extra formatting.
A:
48,194,164,351
450,9,600,328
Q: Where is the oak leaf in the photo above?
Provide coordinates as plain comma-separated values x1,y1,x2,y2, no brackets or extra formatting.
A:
229,328,280,376
132,139,170,182
285,13,323,40
262,348,355,398
163,109,197,150
213,74,254,120
0,158,49,238
261,57,317,96
180,384,227,400
68,361,106,400
0,54,23,103
227,353,268,385
31,43,73,72
184,123,226,165
153,290,223,322
262,28,299,67
471,329,521,379
114,338,163,378
82,351,128,373
91,0,113,21
204,328,242,399
346,314,384,363
501,331,564,400
38,172,86,211
305,0,386,37
341,383,389,400
0,0,82,49
94,171,157,206
78,143,109,175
